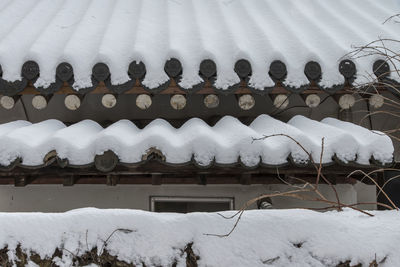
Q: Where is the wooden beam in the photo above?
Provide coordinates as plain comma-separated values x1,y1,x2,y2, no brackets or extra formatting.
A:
101,94,117,109
303,94,321,108
32,95,49,110
240,173,252,185
63,175,78,186
197,174,207,185
15,80,373,96
64,94,81,110
170,94,186,110
0,162,378,177
0,171,366,185
369,94,384,109
238,94,255,110
0,95,16,109
272,94,289,109
151,174,162,185
136,94,152,110
203,94,219,108
14,176,33,187
106,174,119,186
325,174,337,185
0,160,380,185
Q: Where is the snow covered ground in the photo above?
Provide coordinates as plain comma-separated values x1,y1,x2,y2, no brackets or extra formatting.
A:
0,208,399,267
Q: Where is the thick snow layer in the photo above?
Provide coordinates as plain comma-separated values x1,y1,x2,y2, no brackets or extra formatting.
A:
321,118,394,165
0,0,398,90
0,115,393,167
0,208,399,267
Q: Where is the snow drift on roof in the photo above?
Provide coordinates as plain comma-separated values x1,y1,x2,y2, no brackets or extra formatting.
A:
0,0,398,92
0,115,393,168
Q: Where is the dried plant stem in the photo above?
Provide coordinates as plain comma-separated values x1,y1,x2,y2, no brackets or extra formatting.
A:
348,169,399,210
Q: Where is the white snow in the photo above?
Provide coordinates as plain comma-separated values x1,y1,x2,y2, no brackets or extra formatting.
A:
289,115,394,165
0,115,393,167
0,0,398,91
321,117,394,165
0,208,399,267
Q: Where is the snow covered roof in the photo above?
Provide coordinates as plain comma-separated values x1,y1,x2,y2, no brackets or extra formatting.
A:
0,0,399,95
0,115,393,171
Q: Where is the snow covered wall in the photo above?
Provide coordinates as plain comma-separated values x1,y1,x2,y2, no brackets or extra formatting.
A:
0,0,398,91
0,208,399,267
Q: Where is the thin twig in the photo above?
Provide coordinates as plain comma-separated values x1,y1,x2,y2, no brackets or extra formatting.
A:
348,169,399,210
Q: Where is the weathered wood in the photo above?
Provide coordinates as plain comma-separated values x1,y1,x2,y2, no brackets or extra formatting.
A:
233,87,252,94
240,173,252,185
170,94,186,110
0,95,16,109
63,175,78,186
337,94,355,109
0,160,376,186
304,94,320,108
101,93,117,109
106,174,119,186
197,174,207,185
32,95,48,110
203,94,219,108
272,94,289,109
0,171,362,185
339,108,353,122
14,176,33,187
369,94,384,109
152,173,162,185
136,94,152,110
64,94,81,110
15,79,384,96
238,94,255,110
325,174,337,185
160,86,186,95
0,160,379,178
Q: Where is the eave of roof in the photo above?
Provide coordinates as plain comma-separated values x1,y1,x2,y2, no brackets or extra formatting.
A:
0,115,393,172
0,161,379,186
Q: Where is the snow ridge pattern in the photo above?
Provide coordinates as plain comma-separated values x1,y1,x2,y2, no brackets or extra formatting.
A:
0,115,393,167
0,0,398,91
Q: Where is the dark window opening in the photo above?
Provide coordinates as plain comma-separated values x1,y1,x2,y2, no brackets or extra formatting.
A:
150,197,234,213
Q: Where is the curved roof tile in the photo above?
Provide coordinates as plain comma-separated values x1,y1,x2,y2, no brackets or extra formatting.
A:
0,115,393,170
0,0,398,94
